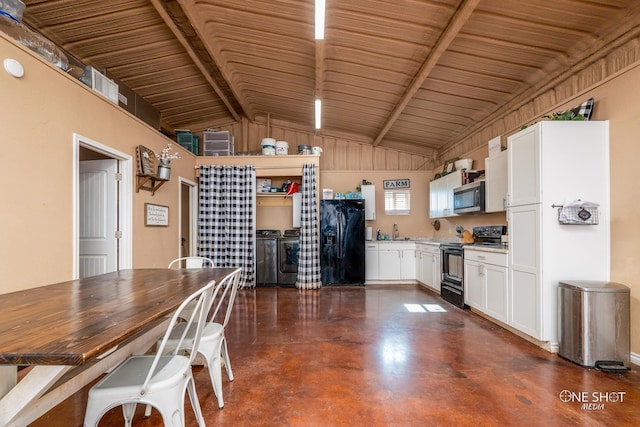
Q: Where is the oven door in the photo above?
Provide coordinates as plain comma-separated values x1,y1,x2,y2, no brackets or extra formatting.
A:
441,246,463,286
277,238,300,285
440,245,466,308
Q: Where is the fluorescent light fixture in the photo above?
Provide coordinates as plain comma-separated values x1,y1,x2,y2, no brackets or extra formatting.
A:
315,98,322,129
315,0,325,40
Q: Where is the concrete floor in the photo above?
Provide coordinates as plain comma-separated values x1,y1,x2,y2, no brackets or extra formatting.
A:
33,284,639,426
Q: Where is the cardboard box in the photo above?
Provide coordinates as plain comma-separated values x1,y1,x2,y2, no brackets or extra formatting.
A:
488,136,502,157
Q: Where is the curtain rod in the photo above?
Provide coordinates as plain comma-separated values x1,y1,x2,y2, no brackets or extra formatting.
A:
194,165,309,170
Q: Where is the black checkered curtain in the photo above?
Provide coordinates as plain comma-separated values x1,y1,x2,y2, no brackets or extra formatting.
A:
296,163,321,289
198,165,256,288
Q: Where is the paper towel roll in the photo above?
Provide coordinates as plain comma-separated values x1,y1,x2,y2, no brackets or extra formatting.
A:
366,226,373,241
292,193,302,228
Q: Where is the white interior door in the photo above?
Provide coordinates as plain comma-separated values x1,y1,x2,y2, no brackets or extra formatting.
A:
79,159,117,278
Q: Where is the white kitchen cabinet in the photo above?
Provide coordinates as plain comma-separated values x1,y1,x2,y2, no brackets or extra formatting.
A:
417,243,441,293
378,247,402,281
429,177,444,218
368,242,416,282
464,248,508,322
361,184,376,220
365,243,379,281
429,171,462,218
507,121,610,344
464,259,484,311
484,262,508,323
484,150,508,212
400,247,416,280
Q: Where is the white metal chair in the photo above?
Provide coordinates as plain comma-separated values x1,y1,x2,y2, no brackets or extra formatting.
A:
168,256,214,269
168,256,214,321
83,279,218,427
164,267,242,409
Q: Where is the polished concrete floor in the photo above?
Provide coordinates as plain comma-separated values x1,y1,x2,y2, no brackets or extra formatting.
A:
33,284,639,426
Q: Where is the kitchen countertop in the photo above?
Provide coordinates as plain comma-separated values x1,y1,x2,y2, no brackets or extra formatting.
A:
464,244,508,254
367,239,509,254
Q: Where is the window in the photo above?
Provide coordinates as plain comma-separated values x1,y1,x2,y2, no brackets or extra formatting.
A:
384,189,410,215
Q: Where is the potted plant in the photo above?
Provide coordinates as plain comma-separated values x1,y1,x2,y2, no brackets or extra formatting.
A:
144,143,181,180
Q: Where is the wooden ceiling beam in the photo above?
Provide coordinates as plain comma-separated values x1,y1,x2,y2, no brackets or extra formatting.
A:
150,0,244,122
373,0,480,147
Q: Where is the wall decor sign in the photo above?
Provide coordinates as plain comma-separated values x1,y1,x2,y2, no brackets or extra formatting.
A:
145,203,169,226
383,179,410,189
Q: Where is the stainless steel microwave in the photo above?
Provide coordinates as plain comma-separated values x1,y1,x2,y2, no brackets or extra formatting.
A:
453,181,485,214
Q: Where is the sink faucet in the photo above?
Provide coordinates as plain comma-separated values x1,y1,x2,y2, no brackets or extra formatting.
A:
393,223,399,240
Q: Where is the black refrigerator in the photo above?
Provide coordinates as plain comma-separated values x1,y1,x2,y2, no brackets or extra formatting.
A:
320,199,365,285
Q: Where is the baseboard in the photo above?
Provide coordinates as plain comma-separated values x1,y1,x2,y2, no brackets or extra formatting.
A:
470,308,639,366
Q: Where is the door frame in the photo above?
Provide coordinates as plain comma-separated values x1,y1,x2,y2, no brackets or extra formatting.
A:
179,176,198,256
73,133,133,279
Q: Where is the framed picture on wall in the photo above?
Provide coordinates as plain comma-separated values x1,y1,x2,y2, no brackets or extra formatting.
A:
145,203,169,226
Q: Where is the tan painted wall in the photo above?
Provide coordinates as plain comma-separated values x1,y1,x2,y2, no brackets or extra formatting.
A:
0,35,197,292
321,170,433,239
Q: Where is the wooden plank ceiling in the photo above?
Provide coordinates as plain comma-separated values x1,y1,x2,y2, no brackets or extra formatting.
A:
19,0,640,156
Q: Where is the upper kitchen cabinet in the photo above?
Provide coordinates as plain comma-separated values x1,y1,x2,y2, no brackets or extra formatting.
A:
360,184,376,220
484,150,508,212
429,171,462,218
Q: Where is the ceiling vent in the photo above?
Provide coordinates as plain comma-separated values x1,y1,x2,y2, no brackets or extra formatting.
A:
80,66,118,104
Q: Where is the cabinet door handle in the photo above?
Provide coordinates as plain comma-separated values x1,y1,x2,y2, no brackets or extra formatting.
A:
478,255,486,260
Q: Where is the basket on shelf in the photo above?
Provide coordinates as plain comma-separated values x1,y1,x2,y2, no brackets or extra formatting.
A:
556,202,599,225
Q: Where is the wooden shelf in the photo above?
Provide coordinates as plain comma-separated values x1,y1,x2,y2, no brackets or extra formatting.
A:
256,192,293,207
136,174,167,196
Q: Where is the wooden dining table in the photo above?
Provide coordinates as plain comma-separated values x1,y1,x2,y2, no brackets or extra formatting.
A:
0,267,237,427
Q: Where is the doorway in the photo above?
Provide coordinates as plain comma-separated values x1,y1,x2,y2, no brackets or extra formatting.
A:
179,177,198,258
73,133,132,279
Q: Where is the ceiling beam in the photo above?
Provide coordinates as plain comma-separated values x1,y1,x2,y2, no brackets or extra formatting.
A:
150,0,244,122
372,0,480,147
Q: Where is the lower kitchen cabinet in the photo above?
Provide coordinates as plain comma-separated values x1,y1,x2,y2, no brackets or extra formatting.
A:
366,242,416,282
365,243,379,281
464,248,508,323
416,243,440,292
484,263,508,323
464,259,484,310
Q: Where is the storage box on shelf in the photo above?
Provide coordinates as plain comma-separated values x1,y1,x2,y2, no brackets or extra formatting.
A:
203,130,234,156
176,132,199,155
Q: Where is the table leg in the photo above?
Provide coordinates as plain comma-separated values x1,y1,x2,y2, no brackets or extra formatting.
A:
0,366,17,398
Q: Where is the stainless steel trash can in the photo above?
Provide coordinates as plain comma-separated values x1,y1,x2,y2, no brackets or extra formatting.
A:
558,280,630,370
